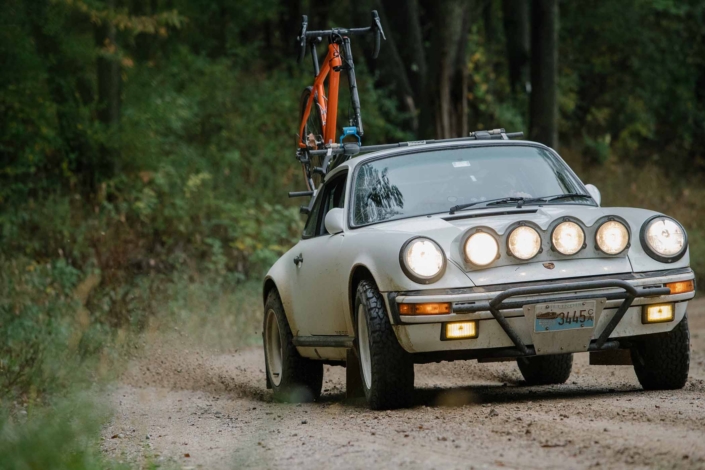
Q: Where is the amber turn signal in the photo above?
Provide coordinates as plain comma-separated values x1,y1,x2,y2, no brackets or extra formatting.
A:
399,302,451,315
666,280,694,295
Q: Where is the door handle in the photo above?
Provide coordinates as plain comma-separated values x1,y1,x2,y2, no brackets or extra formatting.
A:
293,254,303,266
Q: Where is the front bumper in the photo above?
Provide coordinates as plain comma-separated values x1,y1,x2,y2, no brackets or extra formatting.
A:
386,268,695,356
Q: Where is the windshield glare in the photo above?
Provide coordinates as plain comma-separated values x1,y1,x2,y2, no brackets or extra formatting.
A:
352,145,590,226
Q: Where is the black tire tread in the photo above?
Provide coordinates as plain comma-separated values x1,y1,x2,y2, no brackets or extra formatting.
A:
299,87,325,190
631,316,690,390
356,279,414,410
264,290,323,402
517,353,573,385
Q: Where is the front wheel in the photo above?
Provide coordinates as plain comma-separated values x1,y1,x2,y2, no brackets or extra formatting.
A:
631,316,690,390
263,290,323,402
299,86,325,190
355,279,414,410
517,353,573,385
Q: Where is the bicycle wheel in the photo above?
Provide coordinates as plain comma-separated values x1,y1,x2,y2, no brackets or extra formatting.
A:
299,86,325,190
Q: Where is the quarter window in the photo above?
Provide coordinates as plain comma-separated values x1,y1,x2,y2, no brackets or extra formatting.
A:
302,172,348,238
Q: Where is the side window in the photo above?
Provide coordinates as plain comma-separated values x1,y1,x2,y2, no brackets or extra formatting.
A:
302,191,325,239
301,172,348,239
316,173,348,236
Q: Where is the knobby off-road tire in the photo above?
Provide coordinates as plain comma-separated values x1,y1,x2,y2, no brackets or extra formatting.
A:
299,86,325,190
631,316,690,390
517,353,573,385
355,279,414,410
263,291,323,402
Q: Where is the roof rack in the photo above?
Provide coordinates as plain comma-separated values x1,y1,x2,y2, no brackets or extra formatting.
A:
290,128,524,206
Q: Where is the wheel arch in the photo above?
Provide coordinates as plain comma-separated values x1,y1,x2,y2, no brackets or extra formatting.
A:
263,276,278,306
348,264,380,328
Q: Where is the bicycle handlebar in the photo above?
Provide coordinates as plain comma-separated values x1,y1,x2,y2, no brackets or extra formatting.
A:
296,10,385,63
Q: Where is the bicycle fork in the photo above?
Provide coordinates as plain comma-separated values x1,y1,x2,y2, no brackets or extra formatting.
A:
341,37,364,137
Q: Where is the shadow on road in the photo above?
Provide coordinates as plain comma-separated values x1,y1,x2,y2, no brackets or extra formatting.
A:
311,382,647,409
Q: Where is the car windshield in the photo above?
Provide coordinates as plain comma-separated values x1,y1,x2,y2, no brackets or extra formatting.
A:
351,145,591,226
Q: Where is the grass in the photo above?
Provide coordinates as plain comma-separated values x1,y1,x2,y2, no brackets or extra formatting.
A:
0,393,125,470
0,274,262,470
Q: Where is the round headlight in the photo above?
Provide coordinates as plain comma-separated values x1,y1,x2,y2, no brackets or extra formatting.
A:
400,238,446,283
464,232,499,267
596,220,630,255
552,221,585,255
641,216,687,262
508,226,541,260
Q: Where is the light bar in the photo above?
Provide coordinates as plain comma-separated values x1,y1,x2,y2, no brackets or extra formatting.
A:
666,280,694,295
399,302,451,315
443,321,478,340
642,303,674,324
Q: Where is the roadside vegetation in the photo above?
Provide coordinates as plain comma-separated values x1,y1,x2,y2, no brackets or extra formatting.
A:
1,0,703,468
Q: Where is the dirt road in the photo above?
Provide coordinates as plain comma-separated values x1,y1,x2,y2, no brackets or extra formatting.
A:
102,298,705,469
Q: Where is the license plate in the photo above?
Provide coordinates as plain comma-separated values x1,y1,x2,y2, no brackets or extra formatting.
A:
534,300,596,332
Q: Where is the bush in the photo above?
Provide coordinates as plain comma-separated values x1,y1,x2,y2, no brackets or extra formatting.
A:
0,394,124,470
0,258,83,398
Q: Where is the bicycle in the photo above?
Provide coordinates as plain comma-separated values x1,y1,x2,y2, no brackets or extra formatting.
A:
295,11,385,191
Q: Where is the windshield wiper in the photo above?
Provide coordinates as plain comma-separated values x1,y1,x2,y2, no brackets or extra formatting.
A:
449,197,525,214
449,194,592,214
523,193,593,205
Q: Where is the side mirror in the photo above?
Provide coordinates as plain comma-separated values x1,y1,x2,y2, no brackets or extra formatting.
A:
324,208,345,235
585,184,601,206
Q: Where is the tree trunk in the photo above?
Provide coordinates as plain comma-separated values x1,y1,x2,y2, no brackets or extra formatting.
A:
428,0,473,139
483,0,496,46
529,0,558,148
28,0,99,193
380,0,427,107
451,6,471,138
279,0,302,59
95,0,121,181
502,0,529,94
363,2,418,130
311,0,332,29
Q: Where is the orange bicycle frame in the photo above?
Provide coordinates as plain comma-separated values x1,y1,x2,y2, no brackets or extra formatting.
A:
298,44,342,148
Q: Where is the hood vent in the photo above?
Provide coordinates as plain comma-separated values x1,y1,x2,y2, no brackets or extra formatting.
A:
443,209,538,222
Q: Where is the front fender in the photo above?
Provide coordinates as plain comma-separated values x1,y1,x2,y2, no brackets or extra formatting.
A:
608,208,692,273
342,230,474,293
262,246,299,334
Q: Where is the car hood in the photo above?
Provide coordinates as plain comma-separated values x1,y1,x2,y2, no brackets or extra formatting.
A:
365,204,690,287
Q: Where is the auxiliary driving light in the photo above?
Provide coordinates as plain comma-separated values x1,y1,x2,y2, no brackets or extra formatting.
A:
508,225,541,260
399,302,451,315
666,280,694,295
642,303,674,324
443,321,478,340
596,220,630,255
464,232,499,266
552,221,585,255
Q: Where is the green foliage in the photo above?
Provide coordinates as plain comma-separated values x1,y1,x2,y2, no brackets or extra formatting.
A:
465,23,527,133
0,258,83,398
560,0,705,171
0,1,703,464
0,394,126,470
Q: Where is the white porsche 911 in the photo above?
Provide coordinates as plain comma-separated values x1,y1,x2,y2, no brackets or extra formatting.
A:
262,134,695,409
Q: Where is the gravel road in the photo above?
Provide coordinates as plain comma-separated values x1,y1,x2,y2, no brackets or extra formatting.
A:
102,298,705,470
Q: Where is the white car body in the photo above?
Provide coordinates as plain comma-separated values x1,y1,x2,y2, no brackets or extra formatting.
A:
263,140,696,365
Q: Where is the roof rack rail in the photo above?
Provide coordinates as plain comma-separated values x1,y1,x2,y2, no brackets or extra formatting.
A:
302,129,523,159
293,129,524,196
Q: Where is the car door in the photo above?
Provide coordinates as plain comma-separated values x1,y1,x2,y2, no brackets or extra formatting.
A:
289,172,349,336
